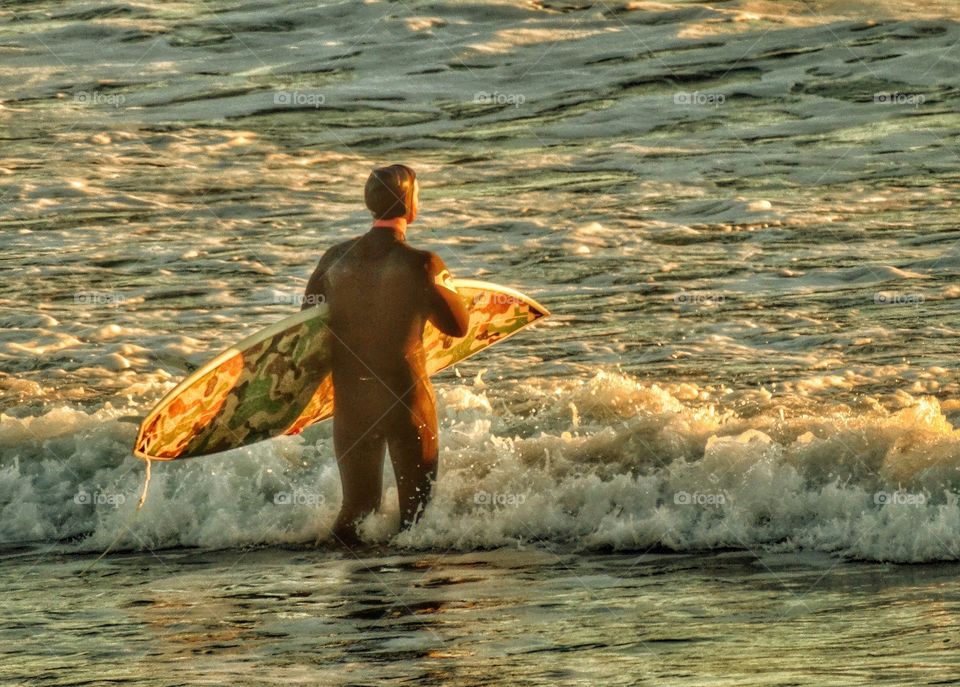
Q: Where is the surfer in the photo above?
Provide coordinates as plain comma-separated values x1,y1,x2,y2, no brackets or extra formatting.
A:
302,164,470,545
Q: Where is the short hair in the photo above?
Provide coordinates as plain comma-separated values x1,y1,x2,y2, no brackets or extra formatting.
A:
364,164,416,219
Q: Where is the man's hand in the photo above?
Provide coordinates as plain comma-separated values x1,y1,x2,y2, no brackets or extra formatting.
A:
425,254,469,337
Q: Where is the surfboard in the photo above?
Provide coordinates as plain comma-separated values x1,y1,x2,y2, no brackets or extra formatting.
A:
134,279,549,461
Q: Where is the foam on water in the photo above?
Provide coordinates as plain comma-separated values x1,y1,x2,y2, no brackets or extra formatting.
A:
2,371,959,563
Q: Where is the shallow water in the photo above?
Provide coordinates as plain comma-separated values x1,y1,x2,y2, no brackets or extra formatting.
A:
4,547,960,686
2,0,960,683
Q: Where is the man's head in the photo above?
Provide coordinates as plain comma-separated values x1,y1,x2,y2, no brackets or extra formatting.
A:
364,164,418,223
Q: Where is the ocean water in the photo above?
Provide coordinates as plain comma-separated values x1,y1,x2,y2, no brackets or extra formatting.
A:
2,0,960,684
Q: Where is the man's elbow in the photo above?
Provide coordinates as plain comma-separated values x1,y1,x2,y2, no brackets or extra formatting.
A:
448,308,470,338
448,319,469,338
443,323,469,338
457,309,471,336
435,309,469,338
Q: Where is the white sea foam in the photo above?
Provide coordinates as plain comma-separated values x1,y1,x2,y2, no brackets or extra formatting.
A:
2,372,958,563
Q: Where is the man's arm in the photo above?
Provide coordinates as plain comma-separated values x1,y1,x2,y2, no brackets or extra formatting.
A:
424,252,470,337
301,251,332,311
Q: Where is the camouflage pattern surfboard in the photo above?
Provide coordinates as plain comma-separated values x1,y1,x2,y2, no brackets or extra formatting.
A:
134,279,549,460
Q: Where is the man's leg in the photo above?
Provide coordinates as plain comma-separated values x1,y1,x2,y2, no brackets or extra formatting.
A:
331,413,386,544
386,399,439,529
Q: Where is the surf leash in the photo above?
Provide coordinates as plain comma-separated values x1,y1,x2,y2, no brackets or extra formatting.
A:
78,457,152,577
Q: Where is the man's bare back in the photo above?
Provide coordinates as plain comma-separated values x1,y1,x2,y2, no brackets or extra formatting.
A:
302,165,469,544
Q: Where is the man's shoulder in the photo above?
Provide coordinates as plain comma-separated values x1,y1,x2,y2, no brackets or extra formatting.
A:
319,236,361,262
331,236,362,252
403,244,444,271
